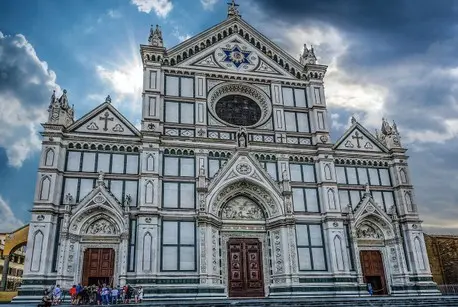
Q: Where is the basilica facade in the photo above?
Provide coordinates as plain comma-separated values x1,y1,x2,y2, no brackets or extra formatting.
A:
18,3,437,301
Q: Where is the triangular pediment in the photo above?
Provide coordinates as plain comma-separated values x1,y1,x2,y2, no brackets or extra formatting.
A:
177,35,292,78
73,182,125,219
165,17,308,80
207,150,281,196
353,192,391,224
334,122,388,153
66,102,141,137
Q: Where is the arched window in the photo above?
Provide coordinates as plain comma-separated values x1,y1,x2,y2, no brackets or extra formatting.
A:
145,181,154,204
324,164,332,180
405,192,413,211
44,149,54,166
143,232,153,271
400,168,408,184
333,235,345,271
146,155,155,171
40,177,51,200
414,237,426,270
30,231,44,272
327,189,336,210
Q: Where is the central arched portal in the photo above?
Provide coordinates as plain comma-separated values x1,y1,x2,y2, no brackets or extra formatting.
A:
227,238,264,298
219,195,268,298
82,248,115,286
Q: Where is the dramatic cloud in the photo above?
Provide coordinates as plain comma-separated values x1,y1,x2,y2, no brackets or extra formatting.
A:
94,53,143,117
172,27,191,42
0,194,24,232
0,31,60,167
131,0,173,17
201,0,218,10
244,0,458,233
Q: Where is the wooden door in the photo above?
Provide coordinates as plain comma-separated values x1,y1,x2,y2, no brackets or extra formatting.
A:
82,248,115,286
228,238,264,298
360,250,387,295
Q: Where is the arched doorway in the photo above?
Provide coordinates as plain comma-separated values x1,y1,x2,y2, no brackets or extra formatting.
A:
227,238,264,298
355,221,389,295
82,248,115,286
219,195,268,298
360,250,387,295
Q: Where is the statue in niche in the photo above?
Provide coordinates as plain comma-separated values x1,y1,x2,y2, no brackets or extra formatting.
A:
237,128,248,148
221,196,264,220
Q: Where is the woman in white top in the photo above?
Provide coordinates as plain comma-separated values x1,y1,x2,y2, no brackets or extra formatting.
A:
137,286,144,303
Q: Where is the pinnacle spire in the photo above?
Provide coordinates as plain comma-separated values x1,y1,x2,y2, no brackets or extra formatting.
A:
148,24,163,47
300,44,317,65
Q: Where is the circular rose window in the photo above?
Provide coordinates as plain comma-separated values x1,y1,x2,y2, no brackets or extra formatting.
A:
215,95,262,126
207,82,272,128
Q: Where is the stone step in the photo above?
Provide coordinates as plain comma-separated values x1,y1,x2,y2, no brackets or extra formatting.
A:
9,296,458,307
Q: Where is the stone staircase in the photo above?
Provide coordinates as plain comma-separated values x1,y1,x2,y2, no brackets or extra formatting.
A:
136,296,458,306
8,296,458,306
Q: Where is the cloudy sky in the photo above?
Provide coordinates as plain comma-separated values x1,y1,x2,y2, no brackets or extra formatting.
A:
0,0,457,233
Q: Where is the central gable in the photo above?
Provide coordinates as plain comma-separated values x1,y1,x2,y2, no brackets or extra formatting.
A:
164,17,309,80
177,35,291,78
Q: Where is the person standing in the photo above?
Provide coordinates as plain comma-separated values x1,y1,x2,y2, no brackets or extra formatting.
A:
52,284,62,305
69,285,77,305
101,284,109,305
137,286,144,304
111,287,118,305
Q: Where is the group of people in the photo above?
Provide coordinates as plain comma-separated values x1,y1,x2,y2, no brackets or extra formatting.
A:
40,283,143,305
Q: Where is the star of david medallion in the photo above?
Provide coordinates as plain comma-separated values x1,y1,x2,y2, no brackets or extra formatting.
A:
222,44,252,68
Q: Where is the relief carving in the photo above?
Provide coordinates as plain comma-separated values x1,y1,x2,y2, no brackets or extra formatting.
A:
86,219,117,235
214,181,279,216
356,223,383,240
221,196,264,220
273,230,284,274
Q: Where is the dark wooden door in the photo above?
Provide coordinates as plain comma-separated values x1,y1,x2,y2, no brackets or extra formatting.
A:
82,248,115,286
360,250,387,295
228,238,264,298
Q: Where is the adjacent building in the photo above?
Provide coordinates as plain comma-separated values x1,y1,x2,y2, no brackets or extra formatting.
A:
18,2,437,301
0,234,25,291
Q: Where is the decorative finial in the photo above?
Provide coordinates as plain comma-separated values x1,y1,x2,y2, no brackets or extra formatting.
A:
148,24,163,47
59,89,69,109
300,43,317,65
227,0,240,18
105,95,112,103
381,117,393,136
49,90,56,109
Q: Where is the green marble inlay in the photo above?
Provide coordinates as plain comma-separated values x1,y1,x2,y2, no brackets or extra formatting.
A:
21,279,57,286
409,276,434,282
125,278,200,284
299,277,357,283
270,285,359,293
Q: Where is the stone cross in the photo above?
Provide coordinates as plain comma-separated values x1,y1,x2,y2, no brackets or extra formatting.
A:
352,131,363,148
99,111,114,131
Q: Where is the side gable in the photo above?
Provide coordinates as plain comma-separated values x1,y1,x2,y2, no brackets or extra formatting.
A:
334,122,388,153
162,17,314,80
66,102,141,137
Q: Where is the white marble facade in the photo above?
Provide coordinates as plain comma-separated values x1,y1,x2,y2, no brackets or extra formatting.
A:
19,3,438,301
